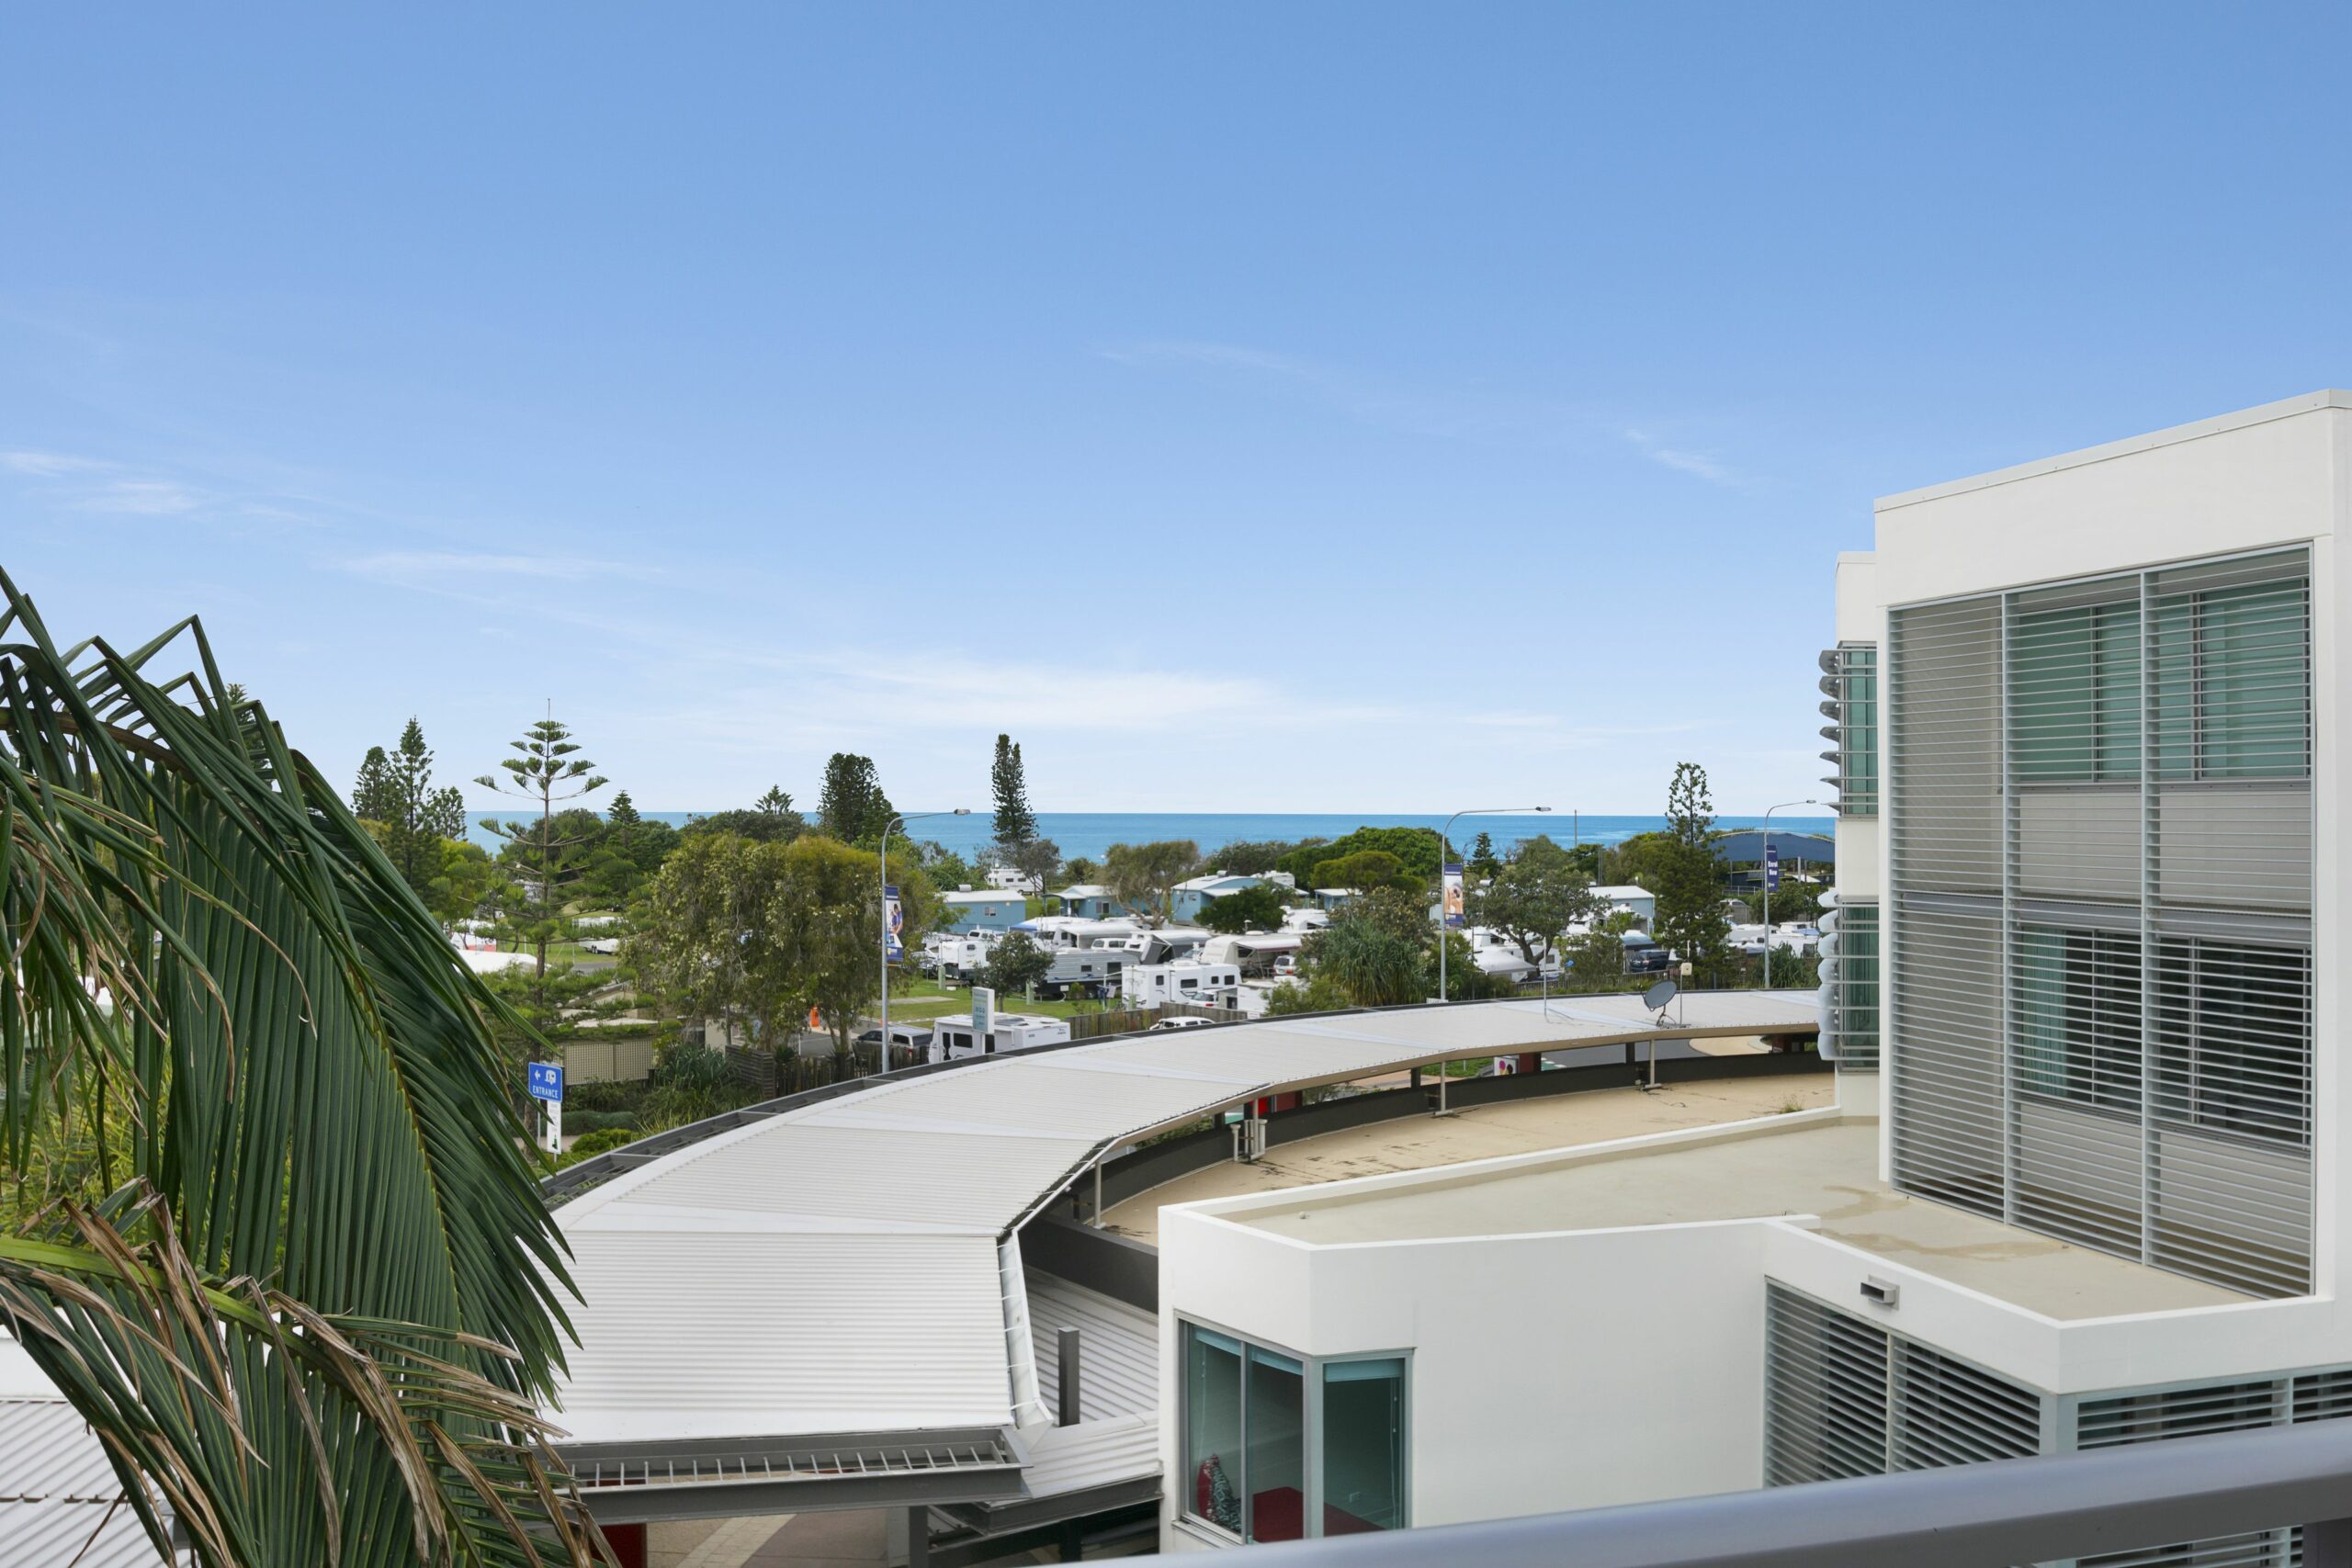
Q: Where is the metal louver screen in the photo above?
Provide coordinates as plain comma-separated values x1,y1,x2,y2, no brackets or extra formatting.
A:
1764,1283,2042,1489
1884,547,2312,1298
2069,1365,2352,1567
1888,597,2005,1215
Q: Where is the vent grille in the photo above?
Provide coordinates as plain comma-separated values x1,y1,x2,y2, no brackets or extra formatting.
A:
1883,548,2312,1298
1764,1283,2041,1489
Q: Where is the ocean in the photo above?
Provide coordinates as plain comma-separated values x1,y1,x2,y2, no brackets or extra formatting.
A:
465,810,1835,861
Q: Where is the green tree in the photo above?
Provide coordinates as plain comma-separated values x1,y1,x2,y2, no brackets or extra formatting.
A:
1215,837,1321,876
979,931,1054,997
990,734,1037,850
1103,839,1202,923
1481,835,1602,964
1193,882,1289,934
1466,830,1502,879
1654,761,1732,987
1309,849,1416,896
349,717,469,902
817,752,895,843
475,714,608,1009
1275,825,1443,886
1006,834,1061,891
0,576,598,1567
684,805,804,843
1061,855,1100,885
1300,907,1424,1008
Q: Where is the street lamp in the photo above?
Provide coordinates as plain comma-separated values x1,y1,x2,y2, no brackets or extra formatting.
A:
1433,807,1551,1004
880,807,971,1072
1759,798,1819,989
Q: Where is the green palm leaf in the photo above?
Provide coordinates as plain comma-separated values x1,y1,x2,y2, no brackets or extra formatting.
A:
0,570,606,1566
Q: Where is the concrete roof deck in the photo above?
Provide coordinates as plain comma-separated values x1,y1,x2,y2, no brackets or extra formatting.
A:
1231,1118,2248,1322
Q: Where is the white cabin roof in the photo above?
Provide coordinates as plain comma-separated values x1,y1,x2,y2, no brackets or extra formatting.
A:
1591,885,1655,901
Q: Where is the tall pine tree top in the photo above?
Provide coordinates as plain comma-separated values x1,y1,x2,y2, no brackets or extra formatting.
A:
990,733,1037,849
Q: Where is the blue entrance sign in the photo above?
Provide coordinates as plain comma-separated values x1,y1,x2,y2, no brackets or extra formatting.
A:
1764,843,1781,892
526,1062,564,1103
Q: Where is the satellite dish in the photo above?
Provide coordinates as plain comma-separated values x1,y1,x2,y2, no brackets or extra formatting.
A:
1643,978,1680,1013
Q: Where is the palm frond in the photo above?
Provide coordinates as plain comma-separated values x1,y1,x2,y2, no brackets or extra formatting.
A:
0,570,605,1566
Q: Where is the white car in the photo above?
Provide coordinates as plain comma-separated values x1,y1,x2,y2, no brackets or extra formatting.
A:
1149,1016,1212,1031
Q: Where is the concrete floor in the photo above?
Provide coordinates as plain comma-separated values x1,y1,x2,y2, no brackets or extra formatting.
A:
1234,1118,2247,1321
1101,1074,1832,1247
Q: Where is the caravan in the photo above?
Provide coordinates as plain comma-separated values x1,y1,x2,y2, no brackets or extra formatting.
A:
929,1011,1072,1061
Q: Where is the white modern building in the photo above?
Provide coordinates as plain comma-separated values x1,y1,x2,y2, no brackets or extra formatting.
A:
1153,391,2351,1557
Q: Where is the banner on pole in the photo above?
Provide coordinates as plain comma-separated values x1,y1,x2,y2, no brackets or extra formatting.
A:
1765,843,1781,892
884,884,905,963
972,985,995,1042
1442,863,1466,930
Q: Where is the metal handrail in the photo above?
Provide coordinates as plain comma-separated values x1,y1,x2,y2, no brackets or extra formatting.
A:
1223,1418,2352,1568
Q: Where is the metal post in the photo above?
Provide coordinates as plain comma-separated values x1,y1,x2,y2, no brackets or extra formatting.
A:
1433,806,1551,1003
1057,1326,1082,1427
2308,1518,2352,1568
906,1505,931,1568
1092,1161,1102,1228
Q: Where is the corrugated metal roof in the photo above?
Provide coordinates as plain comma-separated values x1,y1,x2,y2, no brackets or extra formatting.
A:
0,1398,182,1568
0,1497,177,1568
554,1230,1013,1444
551,992,1818,1460
1027,1276,1159,1423
1017,1414,1161,1500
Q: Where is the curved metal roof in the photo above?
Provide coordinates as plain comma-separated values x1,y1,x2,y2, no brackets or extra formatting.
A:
548,991,1819,1514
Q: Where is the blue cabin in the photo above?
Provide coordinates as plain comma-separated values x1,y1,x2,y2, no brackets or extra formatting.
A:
941,888,1029,934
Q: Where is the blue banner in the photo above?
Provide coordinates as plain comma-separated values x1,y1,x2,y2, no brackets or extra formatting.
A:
884,883,904,963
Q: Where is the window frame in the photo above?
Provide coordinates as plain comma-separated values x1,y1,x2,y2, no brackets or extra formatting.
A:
1176,1317,1412,1544
2009,600,2142,785
2012,924,2143,1118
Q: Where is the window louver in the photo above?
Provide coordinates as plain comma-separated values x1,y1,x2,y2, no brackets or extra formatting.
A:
1764,1283,2042,1489
2069,1365,2352,1567
1884,548,2312,1298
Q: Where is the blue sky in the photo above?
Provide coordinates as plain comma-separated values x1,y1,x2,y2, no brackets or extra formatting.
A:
6,5,2349,815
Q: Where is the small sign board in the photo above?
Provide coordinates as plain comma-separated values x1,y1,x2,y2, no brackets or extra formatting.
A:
526,1062,564,1103
971,984,996,1042
1765,842,1781,892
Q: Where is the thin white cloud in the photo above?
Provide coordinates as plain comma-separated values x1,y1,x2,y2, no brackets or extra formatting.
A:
80,478,201,514
1617,425,1746,488
0,450,107,477
343,550,637,583
1103,341,1755,486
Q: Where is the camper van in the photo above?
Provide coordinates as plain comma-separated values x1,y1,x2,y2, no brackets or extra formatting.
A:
1121,960,1244,1010
1199,931,1306,976
928,1012,1073,1062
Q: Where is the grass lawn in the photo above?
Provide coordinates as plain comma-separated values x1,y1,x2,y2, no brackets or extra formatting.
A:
878,976,1127,1022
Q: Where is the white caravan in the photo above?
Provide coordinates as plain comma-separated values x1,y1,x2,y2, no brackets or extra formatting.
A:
928,1012,1073,1061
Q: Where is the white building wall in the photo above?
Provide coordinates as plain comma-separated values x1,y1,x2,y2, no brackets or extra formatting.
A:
1158,1208,1772,1549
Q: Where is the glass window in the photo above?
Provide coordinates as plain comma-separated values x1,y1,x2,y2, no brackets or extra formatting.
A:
1180,1325,1408,1540
1833,902,1880,1069
2154,939,2312,1146
1321,1358,1407,1533
2149,580,2309,782
1245,1347,1306,1542
2011,604,2140,783
1182,1324,1244,1534
1835,645,1880,816
2015,927,2141,1112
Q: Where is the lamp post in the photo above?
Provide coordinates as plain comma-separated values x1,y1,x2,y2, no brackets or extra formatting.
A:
1759,798,1818,990
1433,807,1551,1003
880,807,971,1072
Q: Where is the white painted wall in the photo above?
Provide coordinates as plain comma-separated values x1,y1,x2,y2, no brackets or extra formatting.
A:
1158,1208,1773,1550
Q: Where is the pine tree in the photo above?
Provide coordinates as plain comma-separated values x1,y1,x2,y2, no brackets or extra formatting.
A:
475,713,608,1009
990,734,1037,851
607,789,641,836
353,720,469,897
817,753,894,843
1653,761,1732,987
